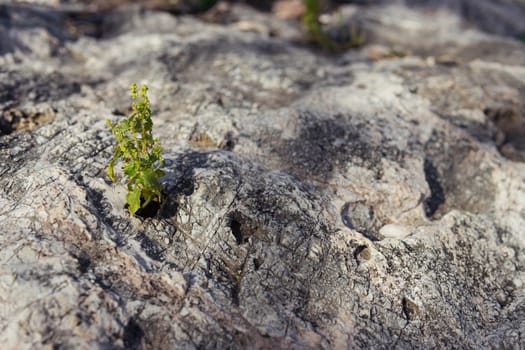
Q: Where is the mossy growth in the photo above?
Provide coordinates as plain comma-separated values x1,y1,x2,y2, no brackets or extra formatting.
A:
107,83,165,216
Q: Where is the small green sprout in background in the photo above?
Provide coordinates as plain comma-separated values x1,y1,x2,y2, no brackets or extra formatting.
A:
302,0,324,42
302,0,365,51
107,83,165,216
518,32,525,42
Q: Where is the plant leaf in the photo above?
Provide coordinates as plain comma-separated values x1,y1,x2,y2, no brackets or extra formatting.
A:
140,168,160,189
123,162,137,177
126,187,142,215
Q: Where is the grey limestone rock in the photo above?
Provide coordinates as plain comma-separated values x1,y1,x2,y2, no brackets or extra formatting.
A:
0,1,524,349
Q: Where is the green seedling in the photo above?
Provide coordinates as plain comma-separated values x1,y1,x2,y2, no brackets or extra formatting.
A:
302,0,324,42
107,83,165,215
302,0,365,51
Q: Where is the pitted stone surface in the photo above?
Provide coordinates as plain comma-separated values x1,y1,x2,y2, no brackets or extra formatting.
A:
0,1,524,349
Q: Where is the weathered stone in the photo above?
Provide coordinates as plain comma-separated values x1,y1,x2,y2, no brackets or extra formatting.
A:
0,1,524,349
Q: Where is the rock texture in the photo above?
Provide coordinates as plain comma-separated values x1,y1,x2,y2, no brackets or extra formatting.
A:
1,1,525,349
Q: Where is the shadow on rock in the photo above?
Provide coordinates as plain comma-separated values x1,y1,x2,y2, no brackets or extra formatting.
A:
273,111,405,182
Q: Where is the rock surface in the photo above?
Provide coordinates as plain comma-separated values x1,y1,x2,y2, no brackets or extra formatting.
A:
1,1,525,349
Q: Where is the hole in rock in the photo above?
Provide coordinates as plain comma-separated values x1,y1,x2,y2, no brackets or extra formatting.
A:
125,200,160,219
402,297,419,321
123,318,144,350
219,131,236,151
76,252,91,274
229,217,244,245
353,245,371,263
423,158,445,218
228,212,259,245
253,257,263,271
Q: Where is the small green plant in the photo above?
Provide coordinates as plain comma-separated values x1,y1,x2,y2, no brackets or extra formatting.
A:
518,32,525,42
107,83,165,215
302,0,324,42
302,0,365,51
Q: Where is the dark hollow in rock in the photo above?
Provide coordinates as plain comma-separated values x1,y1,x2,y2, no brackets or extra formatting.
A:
229,216,244,245
124,199,161,219
123,318,144,350
402,296,419,321
135,200,161,218
0,115,13,135
219,131,236,151
353,245,371,262
228,211,260,245
423,158,445,218
252,257,263,271
75,252,91,274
